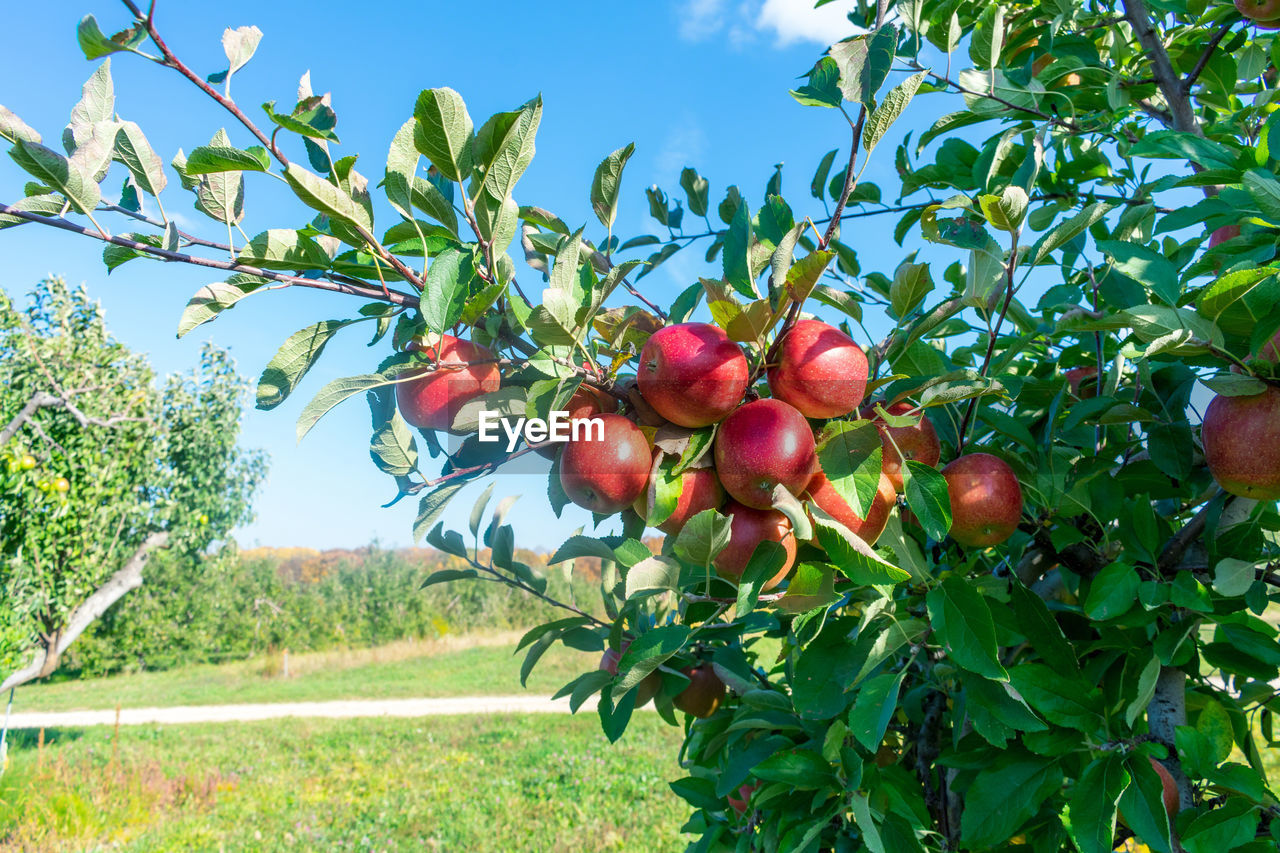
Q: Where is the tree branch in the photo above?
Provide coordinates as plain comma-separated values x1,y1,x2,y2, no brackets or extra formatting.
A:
1121,0,1201,134
1182,21,1235,95
0,204,420,307
120,0,290,166
0,532,169,692
1147,665,1192,853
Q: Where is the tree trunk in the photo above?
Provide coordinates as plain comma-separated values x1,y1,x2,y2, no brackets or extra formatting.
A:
0,532,169,692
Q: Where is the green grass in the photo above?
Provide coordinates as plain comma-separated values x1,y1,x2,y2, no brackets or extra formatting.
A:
18,634,592,713
0,712,688,852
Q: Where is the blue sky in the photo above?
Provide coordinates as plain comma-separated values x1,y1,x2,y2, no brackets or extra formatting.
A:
0,0,953,550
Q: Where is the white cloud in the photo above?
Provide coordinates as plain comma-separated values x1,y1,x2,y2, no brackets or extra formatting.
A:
756,0,861,46
679,0,729,41
675,0,862,48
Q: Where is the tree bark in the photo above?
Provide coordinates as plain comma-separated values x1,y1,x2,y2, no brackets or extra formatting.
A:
1148,665,1191,853
0,392,61,446
0,532,169,692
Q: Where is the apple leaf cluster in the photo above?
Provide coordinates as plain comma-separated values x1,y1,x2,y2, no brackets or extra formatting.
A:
4,1,1280,851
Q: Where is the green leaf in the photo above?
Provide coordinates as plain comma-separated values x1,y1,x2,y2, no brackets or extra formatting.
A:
1067,755,1129,853
963,674,1047,747
1127,130,1238,170
1008,664,1104,731
410,176,460,236
184,144,271,175
9,140,100,215
926,574,1007,680
590,142,634,230
421,247,476,335
0,104,40,145
470,98,542,209
112,121,167,197
1213,558,1256,597
889,261,933,318
193,129,244,225
752,749,836,789
815,420,881,518
257,319,358,411
219,25,263,80
723,198,755,299
284,162,373,233
296,373,401,442
1244,168,1280,222
237,229,332,271
1119,753,1174,853
959,753,1063,848
1098,240,1179,306
1027,202,1112,266
849,670,907,750
412,482,467,544
790,56,843,108
811,510,909,585
830,25,897,107
902,461,950,541
419,568,478,589
1009,582,1079,676
862,70,927,156
615,625,690,692
1083,561,1140,621
177,274,268,337
624,555,681,599
367,388,418,477
679,167,709,217
735,541,787,616
673,509,733,569
262,98,339,142
1195,266,1279,337
76,15,145,60
412,88,474,182
978,186,1028,233
810,149,838,200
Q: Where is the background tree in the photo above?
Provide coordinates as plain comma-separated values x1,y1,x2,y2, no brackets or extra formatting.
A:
0,278,266,691
3,1,1280,851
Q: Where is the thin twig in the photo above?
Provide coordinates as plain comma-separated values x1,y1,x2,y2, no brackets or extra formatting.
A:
0,204,420,307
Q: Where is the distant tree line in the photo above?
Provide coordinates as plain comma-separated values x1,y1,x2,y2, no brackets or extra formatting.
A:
62,544,606,677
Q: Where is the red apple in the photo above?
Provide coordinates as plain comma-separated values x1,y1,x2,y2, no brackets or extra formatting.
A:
1209,224,1240,247
713,501,796,590
804,468,896,546
396,335,501,433
766,319,869,418
633,457,726,535
727,783,758,817
673,663,726,718
714,399,817,508
637,323,750,427
1065,366,1099,399
534,384,613,459
941,453,1023,547
1237,0,1280,23
863,402,942,492
1202,385,1280,499
559,413,651,513
600,641,661,706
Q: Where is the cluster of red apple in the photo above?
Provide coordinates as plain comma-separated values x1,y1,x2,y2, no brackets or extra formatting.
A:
394,319,1028,713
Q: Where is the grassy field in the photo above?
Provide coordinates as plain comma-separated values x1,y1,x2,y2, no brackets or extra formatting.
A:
0,712,688,852
17,633,591,713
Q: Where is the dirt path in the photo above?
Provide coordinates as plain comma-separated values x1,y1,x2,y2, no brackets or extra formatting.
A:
6,695,654,729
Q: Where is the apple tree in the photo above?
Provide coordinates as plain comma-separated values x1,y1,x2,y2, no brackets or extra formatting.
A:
0,277,266,690
3,0,1280,850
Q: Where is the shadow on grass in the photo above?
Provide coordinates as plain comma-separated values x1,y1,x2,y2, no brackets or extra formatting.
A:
4,727,85,751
